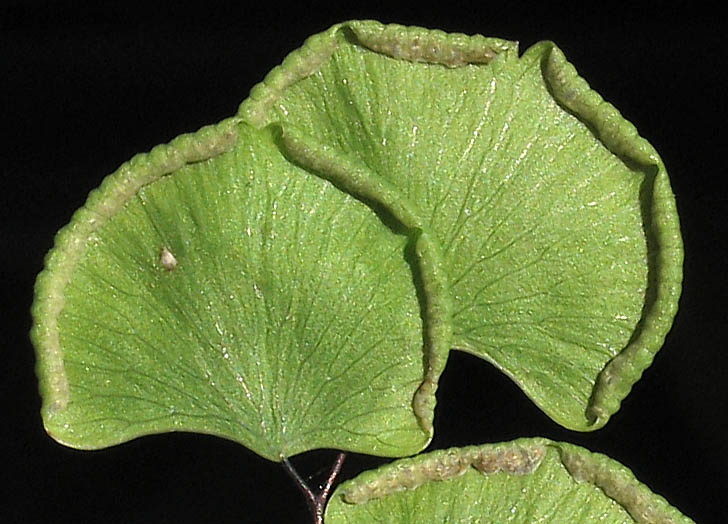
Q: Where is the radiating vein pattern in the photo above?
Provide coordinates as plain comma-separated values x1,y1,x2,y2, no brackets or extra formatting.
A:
46,124,428,459
267,25,669,430
34,20,682,461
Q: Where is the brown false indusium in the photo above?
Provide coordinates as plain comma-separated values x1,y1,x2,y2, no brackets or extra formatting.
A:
346,20,516,68
342,441,545,504
340,439,694,524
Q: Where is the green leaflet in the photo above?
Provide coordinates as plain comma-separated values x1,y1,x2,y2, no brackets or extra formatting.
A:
252,20,683,430
325,438,695,523
33,122,431,460
32,20,683,462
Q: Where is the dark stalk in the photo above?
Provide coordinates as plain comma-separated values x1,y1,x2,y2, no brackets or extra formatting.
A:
283,452,347,524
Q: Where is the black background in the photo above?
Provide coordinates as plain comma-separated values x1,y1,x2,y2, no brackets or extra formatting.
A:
3,1,726,523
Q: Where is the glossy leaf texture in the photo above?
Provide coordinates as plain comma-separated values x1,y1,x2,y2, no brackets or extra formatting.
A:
32,20,682,460
32,123,431,460
245,20,683,430
326,438,695,523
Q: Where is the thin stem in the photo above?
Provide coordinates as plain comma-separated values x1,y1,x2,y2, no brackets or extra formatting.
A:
283,457,318,518
320,452,346,502
282,452,347,524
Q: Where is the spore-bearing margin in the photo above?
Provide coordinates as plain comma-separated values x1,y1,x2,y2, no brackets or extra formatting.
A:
342,441,545,504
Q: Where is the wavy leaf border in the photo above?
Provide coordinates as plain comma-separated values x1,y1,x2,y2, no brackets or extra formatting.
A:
238,20,684,429
330,437,695,524
32,20,683,449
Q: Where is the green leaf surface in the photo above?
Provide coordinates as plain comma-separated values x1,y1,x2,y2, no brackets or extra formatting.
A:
32,122,431,460
32,20,683,460
245,20,683,430
326,438,695,524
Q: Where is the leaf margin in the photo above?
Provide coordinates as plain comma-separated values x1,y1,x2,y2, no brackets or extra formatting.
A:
326,437,696,524
535,41,684,427
238,19,684,430
31,117,242,448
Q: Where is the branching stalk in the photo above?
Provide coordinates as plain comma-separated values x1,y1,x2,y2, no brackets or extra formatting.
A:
283,452,346,524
